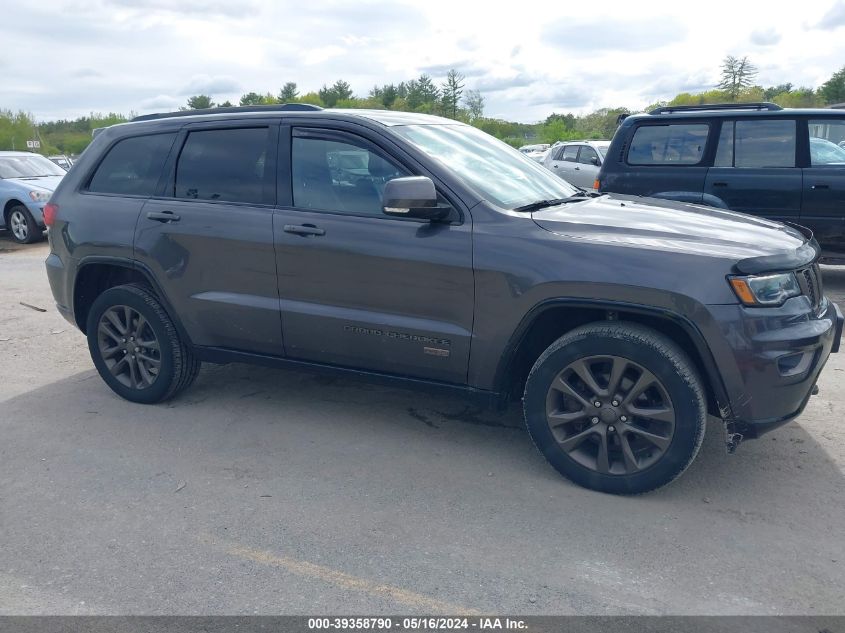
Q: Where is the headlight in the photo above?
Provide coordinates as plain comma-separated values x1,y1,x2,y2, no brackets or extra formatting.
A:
28,190,51,203
728,273,801,306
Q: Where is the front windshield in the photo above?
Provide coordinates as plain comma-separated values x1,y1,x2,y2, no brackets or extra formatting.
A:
596,143,610,157
393,124,579,209
0,154,67,179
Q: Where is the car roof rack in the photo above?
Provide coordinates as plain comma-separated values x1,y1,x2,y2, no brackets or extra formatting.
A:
649,102,783,115
131,103,323,122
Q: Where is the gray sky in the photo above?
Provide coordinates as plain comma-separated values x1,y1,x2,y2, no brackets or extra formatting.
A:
3,0,845,123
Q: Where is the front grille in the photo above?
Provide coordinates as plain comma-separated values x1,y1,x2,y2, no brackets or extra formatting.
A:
799,264,823,310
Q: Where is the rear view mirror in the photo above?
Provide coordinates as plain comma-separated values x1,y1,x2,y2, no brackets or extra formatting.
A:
382,176,450,221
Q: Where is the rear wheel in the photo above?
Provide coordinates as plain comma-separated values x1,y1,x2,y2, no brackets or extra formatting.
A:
86,284,200,403
6,205,42,244
523,322,706,494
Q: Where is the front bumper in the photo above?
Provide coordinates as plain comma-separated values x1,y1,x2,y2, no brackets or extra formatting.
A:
707,297,842,439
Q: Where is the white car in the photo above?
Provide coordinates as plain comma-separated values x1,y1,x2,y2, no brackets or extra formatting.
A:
543,140,610,189
518,143,550,163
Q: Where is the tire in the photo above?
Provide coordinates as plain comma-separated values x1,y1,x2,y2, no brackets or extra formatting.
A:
523,321,706,495
86,284,201,404
6,204,42,244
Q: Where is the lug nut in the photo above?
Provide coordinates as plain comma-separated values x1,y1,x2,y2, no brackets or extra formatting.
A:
620,415,628,422
611,400,619,406
594,401,602,407
134,346,140,352
607,425,615,433
591,417,599,424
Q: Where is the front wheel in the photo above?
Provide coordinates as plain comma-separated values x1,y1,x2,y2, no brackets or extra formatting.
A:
7,205,42,244
523,322,706,494
86,284,201,404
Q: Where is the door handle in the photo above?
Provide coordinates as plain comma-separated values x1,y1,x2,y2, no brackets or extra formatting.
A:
712,182,728,187
146,211,180,222
553,164,558,168
284,224,325,236
574,166,581,170
811,184,830,190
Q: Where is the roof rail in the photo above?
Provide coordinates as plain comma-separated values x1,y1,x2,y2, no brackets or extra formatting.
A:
131,103,323,122
649,102,783,115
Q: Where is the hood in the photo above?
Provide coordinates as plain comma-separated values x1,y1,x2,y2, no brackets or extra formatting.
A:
5,175,64,193
532,193,815,270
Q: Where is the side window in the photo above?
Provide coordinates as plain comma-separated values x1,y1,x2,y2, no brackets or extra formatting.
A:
562,146,579,162
87,133,175,196
174,127,270,204
808,119,845,166
291,135,409,216
578,146,599,165
627,124,709,165
714,121,734,167
734,120,796,168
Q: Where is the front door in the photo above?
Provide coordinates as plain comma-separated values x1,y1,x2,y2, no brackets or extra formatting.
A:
134,122,283,355
272,125,474,384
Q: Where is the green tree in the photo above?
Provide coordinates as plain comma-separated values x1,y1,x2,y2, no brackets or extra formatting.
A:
764,83,793,100
279,82,299,101
186,95,214,109
239,92,264,106
718,56,758,100
440,69,465,119
463,89,485,120
218,100,233,108
820,66,845,105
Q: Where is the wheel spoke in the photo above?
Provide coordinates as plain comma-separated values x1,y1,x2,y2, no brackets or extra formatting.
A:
101,344,123,359
627,405,675,424
137,351,160,366
559,427,598,452
622,368,657,406
105,309,127,335
552,377,594,410
134,313,148,339
98,321,123,344
547,410,588,427
127,355,140,388
620,434,640,472
595,432,610,474
570,359,605,397
124,306,133,334
137,338,159,351
625,426,672,452
137,358,155,387
607,357,628,398
109,356,128,376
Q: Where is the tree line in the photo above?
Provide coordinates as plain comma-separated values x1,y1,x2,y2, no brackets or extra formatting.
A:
4,59,845,156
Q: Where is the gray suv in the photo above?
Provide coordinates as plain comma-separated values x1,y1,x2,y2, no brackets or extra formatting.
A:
44,104,843,494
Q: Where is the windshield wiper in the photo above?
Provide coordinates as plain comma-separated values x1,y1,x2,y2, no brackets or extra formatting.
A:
513,191,604,212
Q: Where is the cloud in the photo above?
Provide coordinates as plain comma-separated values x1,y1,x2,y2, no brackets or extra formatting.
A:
474,73,536,92
104,0,257,17
750,27,782,45
180,74,240,95
543,17,687,53
525,86,590,108
72,68,102,78
417,61,488,78
813,1,845,29
139,95,182,111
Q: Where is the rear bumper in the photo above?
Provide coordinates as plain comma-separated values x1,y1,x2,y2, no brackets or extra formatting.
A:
707,298,842,439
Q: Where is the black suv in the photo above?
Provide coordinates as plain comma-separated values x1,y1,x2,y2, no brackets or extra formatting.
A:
44,104,843,494
597,102,845,262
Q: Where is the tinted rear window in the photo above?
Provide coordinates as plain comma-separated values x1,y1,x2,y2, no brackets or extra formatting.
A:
627,124,709,165
88,133,175,196
734,120,796,168
174,127,270,204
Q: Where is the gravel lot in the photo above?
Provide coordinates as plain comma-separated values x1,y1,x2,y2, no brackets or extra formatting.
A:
1,238,844,615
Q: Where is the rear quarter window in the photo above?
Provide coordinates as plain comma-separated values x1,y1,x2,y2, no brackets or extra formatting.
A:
87,133,176,196
627,124,709,165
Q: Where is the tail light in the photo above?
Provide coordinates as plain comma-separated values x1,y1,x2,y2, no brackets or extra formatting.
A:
593,179,601,191
43,202,58,227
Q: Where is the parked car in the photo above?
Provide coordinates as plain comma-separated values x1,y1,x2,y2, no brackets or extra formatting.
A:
518,143,550,163
596,102,845,262
44,104,841,494
0,151,66,243
48,155,74,170
543,140,611,189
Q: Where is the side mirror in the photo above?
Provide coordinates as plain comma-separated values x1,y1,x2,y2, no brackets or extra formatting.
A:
382,176,450,221
590,156,600,166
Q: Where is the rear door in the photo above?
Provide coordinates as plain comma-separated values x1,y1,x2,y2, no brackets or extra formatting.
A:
802,117,845,255
704,118,802,223
134,121,283,355
272,123,474,384
548,145,579,183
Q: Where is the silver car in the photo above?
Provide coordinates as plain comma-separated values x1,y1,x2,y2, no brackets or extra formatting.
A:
543,140,610,189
